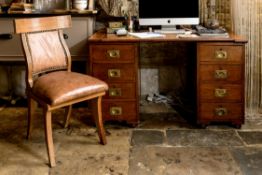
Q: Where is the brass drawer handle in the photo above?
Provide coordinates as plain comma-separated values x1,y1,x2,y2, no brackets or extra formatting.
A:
108,69,121,78
215,88,227,98
214,107,228,117
107,50,120,58
109,88,122,96
110,107,122,115
214,70,228,79
215,50,228,59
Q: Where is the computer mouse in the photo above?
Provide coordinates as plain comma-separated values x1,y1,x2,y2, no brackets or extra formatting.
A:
116,29,128,36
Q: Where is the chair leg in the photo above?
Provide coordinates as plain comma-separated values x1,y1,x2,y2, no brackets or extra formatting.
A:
44,109,56,167
27,97,36,140
64,105,72,128
91,96,107,145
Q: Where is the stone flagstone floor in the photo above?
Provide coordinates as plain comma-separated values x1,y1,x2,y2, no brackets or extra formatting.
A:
0,104,261,175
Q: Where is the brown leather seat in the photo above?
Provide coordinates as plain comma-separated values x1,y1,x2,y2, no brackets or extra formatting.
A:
32,71,107,105
14,15,108,167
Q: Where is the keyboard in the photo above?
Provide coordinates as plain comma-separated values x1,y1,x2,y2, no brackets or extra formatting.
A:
154,29,186,34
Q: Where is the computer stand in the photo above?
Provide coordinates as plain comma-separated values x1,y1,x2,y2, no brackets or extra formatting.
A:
154,25,186,34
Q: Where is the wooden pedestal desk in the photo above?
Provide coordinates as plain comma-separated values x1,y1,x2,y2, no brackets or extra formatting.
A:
88,31,247,128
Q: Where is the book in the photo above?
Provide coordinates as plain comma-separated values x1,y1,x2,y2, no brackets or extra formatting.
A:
8,3,33,14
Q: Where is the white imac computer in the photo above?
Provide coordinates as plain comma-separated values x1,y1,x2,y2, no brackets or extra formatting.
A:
138,0,199,33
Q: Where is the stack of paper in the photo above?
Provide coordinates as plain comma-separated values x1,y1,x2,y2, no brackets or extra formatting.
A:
128,32,165,39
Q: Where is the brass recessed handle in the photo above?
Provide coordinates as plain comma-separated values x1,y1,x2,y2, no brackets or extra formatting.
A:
107,50,120,58
109,88,122,97
108,69,121,78
215,50,228,59
215,70,228,79
215,88,227,98
110,107,122,116
214,107,228,117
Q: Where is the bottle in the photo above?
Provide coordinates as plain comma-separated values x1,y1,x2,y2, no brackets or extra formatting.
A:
132,16,140,32
123,13,129,30
34,0,43,12
65,0,71,10
128,16,133,32
88,0,94,10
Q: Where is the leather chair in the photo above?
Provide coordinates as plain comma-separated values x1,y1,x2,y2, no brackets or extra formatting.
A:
14,15,108,167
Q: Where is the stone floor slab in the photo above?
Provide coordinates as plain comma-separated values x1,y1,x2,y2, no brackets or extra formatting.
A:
230,147,262,175
237,131,262,145
51,153,128,175
131,130,165,146
166,129,244,146
129,146,242,175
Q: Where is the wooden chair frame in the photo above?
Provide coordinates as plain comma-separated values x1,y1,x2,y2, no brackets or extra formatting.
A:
14,15,107,167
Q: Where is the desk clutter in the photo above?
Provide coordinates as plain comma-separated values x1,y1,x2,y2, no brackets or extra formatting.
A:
106,21,126,34
106,19,229,39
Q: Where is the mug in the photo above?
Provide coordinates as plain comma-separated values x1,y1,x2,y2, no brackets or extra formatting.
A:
73,0,88,10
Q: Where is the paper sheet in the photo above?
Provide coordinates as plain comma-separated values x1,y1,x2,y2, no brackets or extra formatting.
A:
128,32,165,38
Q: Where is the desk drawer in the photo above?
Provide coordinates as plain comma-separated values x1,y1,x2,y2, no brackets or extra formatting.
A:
198,44,243,63
0,19,23,59
0,17,94,61
199,84,242,102
92,63,136,82
90,44,136,63
104,83,136,99
199,64,243,83
102,101,137,121
199,103,243,120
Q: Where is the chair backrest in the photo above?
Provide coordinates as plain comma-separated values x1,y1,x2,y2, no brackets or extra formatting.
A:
14,15,72,88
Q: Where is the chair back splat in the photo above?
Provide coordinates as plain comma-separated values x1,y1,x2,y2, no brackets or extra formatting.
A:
15,15,72,87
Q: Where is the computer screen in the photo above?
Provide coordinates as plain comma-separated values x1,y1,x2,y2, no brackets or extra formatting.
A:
139,0,199,29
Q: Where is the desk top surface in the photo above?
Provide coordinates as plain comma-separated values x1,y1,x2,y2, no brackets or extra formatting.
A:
88,30,248,43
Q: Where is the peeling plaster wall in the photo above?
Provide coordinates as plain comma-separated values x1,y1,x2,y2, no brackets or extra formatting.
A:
97,0,138,16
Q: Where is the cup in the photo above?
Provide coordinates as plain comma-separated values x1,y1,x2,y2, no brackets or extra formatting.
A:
73,0,88,10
